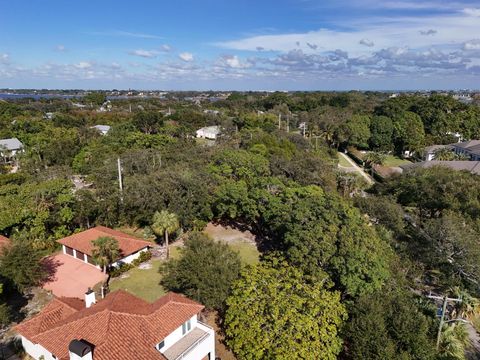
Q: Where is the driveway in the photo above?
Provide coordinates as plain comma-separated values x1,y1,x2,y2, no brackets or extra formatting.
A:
42,253,107,299
338,152,374,185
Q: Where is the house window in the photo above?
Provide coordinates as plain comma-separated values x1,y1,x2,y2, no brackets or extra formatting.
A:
156,341,165,351
182,319,191,335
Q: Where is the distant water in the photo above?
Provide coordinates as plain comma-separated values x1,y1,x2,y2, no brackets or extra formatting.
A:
0,93,81,100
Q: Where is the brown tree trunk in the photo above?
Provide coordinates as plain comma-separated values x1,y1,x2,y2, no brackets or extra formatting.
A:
165,229,169,259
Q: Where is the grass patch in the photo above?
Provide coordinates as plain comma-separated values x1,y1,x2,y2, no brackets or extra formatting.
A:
382,155,411,167
229,241,260,266
337,153,353,167
109,259,165,303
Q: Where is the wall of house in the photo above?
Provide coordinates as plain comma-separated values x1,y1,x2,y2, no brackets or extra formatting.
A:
182,322,216,360
20,336,57,360
161,314,198,352
63,245,149,269
111,247,149,268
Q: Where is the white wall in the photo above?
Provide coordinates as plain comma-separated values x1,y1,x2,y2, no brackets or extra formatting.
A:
20,336,57,360
182,322,215,360
111,247,149,268
160,315,215,360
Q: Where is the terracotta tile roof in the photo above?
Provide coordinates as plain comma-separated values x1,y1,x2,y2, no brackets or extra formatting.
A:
57,226,152,258
15,290,204,360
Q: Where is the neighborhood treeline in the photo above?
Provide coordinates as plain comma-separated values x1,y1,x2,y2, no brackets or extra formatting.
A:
0,91,479,359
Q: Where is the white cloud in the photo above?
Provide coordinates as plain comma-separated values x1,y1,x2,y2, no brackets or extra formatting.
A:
160,44,171,52
0,53,9,63
221,55,251,69
74,61,93,69
215,10,480,57
129,49,158,58
462,8,480,17
55,45,66,52
179,52,194,62
359,38,374,47
464,39,480,50
87,30,162,39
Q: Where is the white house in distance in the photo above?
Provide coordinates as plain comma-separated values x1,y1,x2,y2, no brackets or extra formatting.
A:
15,289,216,360
0,137,23,161
196,126,221,140
57,226,152,268
90,125,111,135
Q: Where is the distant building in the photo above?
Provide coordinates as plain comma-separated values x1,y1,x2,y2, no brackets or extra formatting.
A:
450,140,480,161
91,125,111,135
196,126,221,140
423,145,451,161
400,161,480,176
0,137,24,161
203,109,220,115
15,290,215,360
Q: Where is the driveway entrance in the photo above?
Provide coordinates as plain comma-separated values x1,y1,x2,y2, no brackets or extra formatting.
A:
42,253,107,298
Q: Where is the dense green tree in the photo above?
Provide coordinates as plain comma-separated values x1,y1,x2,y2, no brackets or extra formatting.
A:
132,111,164,134
160,232,241,310
344,280,436,360
370,116,394,151
345,114,371,149
0,241,46,292
381,166,480,219
393,111,425,155
84,92,107,106
224,257,347,359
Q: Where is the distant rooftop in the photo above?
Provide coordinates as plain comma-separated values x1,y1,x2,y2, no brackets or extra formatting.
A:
0,137,23,151
400,161,480,175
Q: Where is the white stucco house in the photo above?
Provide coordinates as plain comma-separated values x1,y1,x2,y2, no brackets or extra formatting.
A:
0,137,24,161
57,226,152,269
90,125,111,135
15,290,215,360
196,126,221,140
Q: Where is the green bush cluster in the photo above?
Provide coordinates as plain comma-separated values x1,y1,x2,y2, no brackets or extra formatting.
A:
109,250,152,278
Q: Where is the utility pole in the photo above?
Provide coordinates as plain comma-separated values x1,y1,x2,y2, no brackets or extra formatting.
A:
427,292,462,350
117,157,123,202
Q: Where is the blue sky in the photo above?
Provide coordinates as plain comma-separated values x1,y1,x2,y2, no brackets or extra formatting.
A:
1,0,480,90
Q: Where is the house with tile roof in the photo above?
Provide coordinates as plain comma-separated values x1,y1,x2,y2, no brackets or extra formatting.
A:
15,290,215,360
57,226,152,269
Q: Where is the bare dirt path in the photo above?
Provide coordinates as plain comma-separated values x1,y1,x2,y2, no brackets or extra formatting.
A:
338,152,374,185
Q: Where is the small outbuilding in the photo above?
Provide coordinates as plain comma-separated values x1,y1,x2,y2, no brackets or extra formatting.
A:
196,125,221,140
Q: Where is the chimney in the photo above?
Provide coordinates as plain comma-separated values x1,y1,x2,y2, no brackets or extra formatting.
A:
69,339,93,360
85,288,96,308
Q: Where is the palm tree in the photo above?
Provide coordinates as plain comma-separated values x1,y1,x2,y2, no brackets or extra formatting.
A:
434,148,455,161
364,152,386,176
91,236,120,273
152,210,179,259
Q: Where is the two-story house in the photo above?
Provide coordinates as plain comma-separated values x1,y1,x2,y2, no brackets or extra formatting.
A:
15,289,215,360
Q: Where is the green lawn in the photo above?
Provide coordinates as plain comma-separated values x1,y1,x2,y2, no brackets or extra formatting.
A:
337,153,353,167
109,241,259,302
229,241,260,266
382,155,411,167
109,259,166,303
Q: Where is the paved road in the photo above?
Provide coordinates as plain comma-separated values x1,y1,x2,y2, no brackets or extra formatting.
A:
466,323,480,360
338,152,374,185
